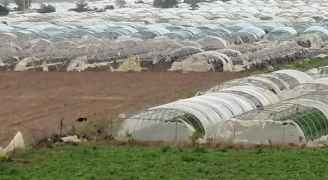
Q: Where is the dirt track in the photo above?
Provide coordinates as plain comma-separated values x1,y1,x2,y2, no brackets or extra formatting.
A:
0,72,243,146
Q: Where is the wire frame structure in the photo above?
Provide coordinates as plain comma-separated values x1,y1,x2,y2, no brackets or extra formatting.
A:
233,93,328,142
284,108,328,140
117,108,204,142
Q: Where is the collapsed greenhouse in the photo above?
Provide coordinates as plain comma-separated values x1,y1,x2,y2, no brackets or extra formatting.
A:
2,0,328,72
117,69,328,145
0,23,326,72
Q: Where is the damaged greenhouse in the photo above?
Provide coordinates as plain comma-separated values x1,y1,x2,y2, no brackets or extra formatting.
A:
2,0,328,72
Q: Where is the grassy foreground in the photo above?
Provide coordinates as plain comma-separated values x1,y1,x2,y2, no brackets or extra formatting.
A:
1,144,328,180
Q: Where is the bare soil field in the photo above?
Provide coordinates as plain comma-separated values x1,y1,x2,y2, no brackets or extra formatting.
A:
0,72,243,146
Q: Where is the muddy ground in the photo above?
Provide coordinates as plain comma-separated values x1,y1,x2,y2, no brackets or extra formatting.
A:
0,72,244,146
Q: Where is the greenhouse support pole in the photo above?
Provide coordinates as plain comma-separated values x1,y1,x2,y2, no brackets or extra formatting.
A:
175,121,178,144
282,125,285,144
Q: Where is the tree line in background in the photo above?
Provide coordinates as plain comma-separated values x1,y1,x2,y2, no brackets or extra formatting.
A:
0,0,229,16
1,0,31,10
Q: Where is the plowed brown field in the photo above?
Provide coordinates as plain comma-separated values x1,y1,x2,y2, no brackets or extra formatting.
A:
0,72,244,146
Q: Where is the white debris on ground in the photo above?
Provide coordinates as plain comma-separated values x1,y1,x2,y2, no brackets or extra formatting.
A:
61,135,82,143
0,132,25,159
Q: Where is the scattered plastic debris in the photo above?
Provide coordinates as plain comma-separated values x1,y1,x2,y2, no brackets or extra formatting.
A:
61,135,81,144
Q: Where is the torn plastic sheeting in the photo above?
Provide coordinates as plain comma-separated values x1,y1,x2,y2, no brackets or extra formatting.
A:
178,51,232,72
273,69,313,84
215,119,305,145
166,46,203,62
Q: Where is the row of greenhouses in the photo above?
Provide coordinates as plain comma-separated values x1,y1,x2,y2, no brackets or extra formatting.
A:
0,23,326,72
118,70,328,145
1,22,328,41
1,0,328,72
